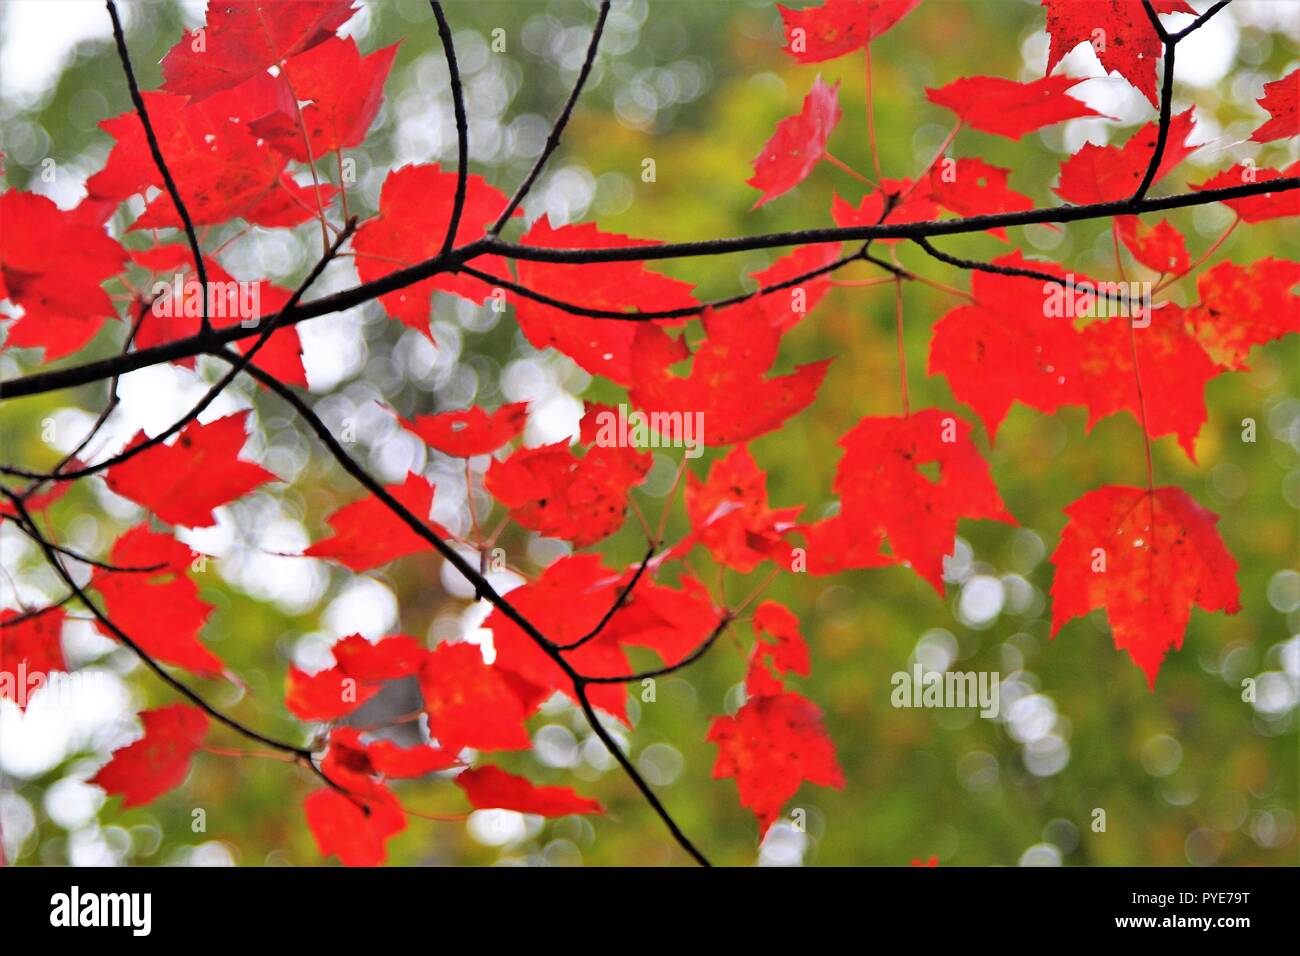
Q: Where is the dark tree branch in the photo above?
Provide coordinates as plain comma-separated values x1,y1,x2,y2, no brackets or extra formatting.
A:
1,486,314,759
3,176,1293,405
225,355,712,864
489,1,612,234
430,2,469,256
105,1,211,336
0,221,355,484
555,544,656,652
1133,0,1178,202
580,615,733,684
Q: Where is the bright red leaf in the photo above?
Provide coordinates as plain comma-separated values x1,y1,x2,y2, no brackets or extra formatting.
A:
397,402,528,458
0,607,67,711
419,642,532,753
1050,485,1240,687
90,704,209,807
304,473,444,571
1055,109,1198,205
748,75,841,208
455,766,603,817
778,0,922,62
1184,258,1300,369
925,75,1103,140
1249,69,1298,143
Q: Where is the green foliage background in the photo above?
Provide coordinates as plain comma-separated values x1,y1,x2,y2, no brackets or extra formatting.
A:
1,0,1296,866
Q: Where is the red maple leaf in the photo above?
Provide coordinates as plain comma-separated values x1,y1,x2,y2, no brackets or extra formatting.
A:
484,554,631,721
419,642,533,753
748,75,842,208
1249,69,1299,143
455,766,603,816
833,410,1017,594
831,178,937,244
630,305,829,445
94,528,222,677
1114,216,1190,274
512,216,698,386
708,688,843,837
778,0,922,62
1192,161,1300,223
1050,485,1240,687
928,252,1085,440
927,158,1034,241
105,412,276,528
352,163,520,330
1184,258,1300,369
248,37,398,161
0,191,126,359
286,633,426,721
674,445,802,573
304,473,444,571
0,607,67,711
1078,306,1223,462
1043,0,1195,107
161,0,356,101
749,244,843,331
1056,109,1199,205
304,784,406,867
87,88,325,230
90,704,209,807
485,405,651,548
925,75,1104,140
396,402,528,458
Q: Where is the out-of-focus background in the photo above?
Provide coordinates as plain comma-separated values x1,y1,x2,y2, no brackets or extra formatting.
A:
0,0,1297,866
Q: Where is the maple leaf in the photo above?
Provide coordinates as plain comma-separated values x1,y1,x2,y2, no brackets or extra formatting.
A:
749,244,843,331
673,445,802,573
419,642,532,753
87,89,326,230
130,250,310,385
1249,69,1298,143
304,784,406,867
248,37,398,161
1184,258,1300,369
1049,485,1240,687
1078,306,1223,461
1055,109,1198,205
352,164,520,330
0,607,67,711
105,412,276,528
925,75,1104,140
485,554,631,721
485,405,651,547
1042,0,1195,107
778,0,922,62
286,633,425,721
927,158,1034,241
396,402,528,458
793,514,893,575
90,704,209,807
601,573,725,668
752,601,810,679
94,528,222,677
364,739,459,777
0,191,127,360
748,75,842,208
161,0,357,101
833,410,1017,594
511,217,698,386
1114,216,1189,274
455,766,603,816
831,178,938,244
708,689,843,837
629,306,829,445
303,473,444,571
928,251,1085,440
1192,161,1300,223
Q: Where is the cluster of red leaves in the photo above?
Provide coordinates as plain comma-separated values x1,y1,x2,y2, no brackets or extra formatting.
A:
2,0,1297,864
